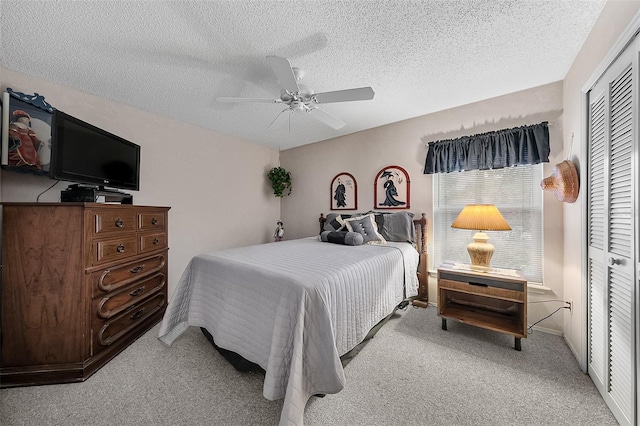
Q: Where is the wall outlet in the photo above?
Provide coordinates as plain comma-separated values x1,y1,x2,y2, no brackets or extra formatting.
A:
567,299,573,314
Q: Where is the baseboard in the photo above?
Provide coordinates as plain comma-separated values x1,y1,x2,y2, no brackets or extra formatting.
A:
563,335,586,372
529,324,563,336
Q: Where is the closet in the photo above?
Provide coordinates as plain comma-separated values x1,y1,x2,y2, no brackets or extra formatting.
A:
587,34,638,426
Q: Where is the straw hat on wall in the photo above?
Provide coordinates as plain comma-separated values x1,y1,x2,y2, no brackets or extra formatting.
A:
540,160,579,203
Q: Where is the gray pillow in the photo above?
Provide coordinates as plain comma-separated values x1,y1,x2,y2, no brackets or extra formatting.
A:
322,213,352,233
382,211,415,243
320,231,364,246
363,211,415,243
343,214,386,245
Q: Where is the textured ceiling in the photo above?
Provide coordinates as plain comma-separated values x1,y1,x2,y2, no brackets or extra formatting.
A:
0,0,606,150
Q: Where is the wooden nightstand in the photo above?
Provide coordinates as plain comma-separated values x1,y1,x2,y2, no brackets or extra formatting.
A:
437,262,527,350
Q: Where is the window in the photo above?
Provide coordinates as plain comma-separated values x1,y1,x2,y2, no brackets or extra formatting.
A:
433,164,543,282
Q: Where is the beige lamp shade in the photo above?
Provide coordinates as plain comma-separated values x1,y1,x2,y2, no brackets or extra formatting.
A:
451,204,511,271
451,204,512,232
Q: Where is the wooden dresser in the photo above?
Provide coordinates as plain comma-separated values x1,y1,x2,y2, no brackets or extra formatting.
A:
1,202,170,387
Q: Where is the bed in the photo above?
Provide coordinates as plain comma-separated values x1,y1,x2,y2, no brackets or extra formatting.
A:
158,211,428,426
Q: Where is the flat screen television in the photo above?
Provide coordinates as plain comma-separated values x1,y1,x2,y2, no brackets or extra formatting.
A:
50,110,140,191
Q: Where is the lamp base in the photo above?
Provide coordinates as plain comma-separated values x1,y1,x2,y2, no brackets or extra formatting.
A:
467,232,494,271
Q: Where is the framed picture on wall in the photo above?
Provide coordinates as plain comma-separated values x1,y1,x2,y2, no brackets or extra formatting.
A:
374,165,410,209
1,88,55,176
330,172,357,210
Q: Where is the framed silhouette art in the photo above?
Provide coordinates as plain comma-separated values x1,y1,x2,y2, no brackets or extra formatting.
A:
330,172,357,210
374,165,410,209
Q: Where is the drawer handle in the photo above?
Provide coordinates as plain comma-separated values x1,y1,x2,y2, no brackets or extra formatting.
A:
469,282,488,287
151,217,158,225
129,265,145,274
130,307,146,320
115,218,124,228
129,286,145,297
153,237,160,245
117,244,126,253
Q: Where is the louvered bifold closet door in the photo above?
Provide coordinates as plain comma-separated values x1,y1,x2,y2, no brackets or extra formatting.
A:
588,90,607,387
587,39,638,426
609,63,635,423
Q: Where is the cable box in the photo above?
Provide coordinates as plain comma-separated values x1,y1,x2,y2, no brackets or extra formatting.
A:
61,187,133,204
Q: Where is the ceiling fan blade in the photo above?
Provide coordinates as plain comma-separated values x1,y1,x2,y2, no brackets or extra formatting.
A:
313,87,375,104
266,55,300,94
308,107,346,129
268,109,292,131
216,97,282,104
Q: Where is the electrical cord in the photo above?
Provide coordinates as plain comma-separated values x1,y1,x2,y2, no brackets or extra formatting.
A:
527,305,569,334
36,180,60,202
396,300,410,310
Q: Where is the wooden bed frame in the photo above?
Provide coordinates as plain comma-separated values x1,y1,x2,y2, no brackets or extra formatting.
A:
318,212,428,304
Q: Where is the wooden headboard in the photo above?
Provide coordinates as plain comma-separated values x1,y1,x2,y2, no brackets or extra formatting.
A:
318,212,428,303
413,213,428,303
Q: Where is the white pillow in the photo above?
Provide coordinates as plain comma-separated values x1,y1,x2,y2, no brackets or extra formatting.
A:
343,214,386,245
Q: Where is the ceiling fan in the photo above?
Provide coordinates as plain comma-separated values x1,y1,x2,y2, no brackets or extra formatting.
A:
216,55,375,130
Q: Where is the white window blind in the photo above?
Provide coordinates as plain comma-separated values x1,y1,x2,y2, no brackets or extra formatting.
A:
433,164,544,282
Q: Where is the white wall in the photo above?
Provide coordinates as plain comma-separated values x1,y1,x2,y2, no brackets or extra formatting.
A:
562,0,640,368
1,68,282,298
280,81,567,333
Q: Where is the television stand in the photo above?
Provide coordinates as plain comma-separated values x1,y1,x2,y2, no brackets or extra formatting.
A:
61,185,133,204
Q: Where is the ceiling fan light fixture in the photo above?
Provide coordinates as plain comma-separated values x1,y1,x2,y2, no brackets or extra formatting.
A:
291,101,305,112
219,55,374,131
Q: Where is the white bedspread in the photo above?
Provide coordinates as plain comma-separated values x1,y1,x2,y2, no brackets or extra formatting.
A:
158,237,418,426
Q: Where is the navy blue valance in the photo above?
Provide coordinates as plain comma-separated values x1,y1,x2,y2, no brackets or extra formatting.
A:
423,122,550,174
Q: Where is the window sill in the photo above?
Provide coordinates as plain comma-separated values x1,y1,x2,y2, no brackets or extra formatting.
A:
526,283,552,294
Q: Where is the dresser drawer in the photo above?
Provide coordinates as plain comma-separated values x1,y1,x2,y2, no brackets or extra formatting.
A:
91,253,167,296
95,292,166,348
94,272,166,320
92,210,137,235
138,211,166,231
94,236,138,265
139,231,168,254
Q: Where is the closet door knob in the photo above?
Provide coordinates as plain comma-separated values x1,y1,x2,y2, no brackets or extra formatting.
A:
608,257,622,266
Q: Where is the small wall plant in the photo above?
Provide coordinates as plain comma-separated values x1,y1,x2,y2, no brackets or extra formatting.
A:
268,167,292,197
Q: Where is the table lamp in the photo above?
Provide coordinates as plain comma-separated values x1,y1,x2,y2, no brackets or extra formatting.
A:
451,204,511,271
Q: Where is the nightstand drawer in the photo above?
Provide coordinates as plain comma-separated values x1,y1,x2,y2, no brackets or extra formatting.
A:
439,278,525,303
439,270,524,291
